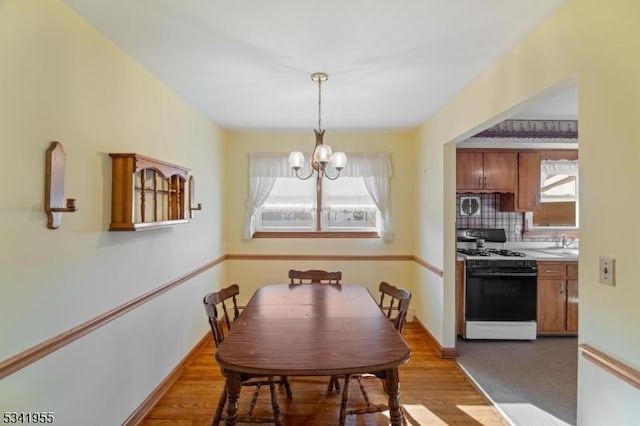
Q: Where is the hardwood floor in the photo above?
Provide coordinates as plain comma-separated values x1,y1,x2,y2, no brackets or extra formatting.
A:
141,322,507,425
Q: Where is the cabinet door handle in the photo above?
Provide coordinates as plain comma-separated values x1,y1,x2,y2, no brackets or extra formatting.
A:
559,282,566,293
478,175,482,187
484,175,487,187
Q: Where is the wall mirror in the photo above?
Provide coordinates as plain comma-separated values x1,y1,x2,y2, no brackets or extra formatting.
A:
526,159,579,231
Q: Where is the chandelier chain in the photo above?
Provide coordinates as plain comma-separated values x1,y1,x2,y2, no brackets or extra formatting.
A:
317,77,322,131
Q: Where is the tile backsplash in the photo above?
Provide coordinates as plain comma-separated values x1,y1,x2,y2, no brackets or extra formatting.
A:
456,193,556,242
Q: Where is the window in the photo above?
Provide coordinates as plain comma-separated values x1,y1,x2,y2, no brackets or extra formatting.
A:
323,177,379,231
256,177,316,231
243,152,393,240
526,159,579,230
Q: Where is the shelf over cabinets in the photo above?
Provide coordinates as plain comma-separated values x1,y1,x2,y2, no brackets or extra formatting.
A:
109,153,198,231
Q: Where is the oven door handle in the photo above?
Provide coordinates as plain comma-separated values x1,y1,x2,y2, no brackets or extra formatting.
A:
468,272,538,277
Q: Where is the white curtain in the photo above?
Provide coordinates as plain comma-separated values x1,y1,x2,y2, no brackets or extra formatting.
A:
541,159,578,180
243,152,393,240
326,152,392,178
242,153,288,240
349,153,394,241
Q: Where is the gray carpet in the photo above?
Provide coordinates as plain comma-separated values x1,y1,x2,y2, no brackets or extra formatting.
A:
456,336,577,426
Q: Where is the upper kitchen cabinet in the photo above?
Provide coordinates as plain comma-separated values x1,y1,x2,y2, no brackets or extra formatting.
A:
515,152,541,211
501,151,542,212
456,150,517,192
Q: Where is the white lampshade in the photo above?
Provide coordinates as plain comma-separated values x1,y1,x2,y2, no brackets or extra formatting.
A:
331,152,347,170
314,145,333,164
288,151,305,169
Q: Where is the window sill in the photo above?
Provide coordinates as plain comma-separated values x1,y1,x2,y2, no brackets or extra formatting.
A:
253,231,380,239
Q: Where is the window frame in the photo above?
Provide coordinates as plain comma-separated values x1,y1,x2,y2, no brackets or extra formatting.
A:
253,173,381,238
523,152,580,238
245,152,393,240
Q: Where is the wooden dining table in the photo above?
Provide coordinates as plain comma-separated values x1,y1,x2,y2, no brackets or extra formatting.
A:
215,283,412,425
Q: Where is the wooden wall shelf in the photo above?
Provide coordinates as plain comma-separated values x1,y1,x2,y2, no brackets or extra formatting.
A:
109,153,198,231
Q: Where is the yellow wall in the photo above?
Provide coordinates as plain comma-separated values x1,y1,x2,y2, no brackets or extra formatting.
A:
0,1,226,424
416,0,640,422
224,130,417,300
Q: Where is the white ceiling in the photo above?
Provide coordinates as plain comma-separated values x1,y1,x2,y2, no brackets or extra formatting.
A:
62,0,568,132
512,85,578,120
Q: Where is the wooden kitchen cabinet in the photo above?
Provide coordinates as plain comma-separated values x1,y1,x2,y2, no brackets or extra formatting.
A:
501,151,541,212
456,150,517,192
537,261,579,335
566,265,579,332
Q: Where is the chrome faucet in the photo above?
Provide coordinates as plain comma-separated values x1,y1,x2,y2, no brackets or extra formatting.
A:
561,235,573,248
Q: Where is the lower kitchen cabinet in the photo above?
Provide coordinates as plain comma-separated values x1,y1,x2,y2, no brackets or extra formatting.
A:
537,261,579,335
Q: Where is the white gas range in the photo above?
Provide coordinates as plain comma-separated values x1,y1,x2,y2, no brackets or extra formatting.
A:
457,228,538,340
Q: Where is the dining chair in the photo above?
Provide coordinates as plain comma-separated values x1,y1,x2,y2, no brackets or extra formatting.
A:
332,282,412,424
203,284,291,425
328,281,411,393
288,269,342,284
377,281,412,333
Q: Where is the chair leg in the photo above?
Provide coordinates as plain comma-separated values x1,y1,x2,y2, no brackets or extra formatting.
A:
327,375,335,393
356,375,374,408
338,374,351,426
268,377,282,426
212,384,227,425
327,375,341,393
281,375,293,399
247,383,261,416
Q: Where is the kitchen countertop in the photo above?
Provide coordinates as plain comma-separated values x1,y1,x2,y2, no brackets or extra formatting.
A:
456,246,579,261
517,249,578,261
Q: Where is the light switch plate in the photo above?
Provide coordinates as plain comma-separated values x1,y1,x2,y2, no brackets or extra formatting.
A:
599,256,615,286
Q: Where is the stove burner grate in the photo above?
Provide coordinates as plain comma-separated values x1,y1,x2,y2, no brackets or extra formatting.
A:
457,248,526,257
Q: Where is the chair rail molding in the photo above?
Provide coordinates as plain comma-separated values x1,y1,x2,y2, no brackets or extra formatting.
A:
0,255,225,380
579,343,640,389
1,252,442,379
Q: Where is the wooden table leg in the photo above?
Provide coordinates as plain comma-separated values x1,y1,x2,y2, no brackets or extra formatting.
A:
224,371,241,426
385,368,403,426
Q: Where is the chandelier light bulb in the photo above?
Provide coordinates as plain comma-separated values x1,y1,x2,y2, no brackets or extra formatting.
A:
331,151,347,170
314,145,333,164
288,151,305,169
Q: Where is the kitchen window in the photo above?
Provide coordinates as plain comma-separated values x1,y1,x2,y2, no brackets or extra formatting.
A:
526,159,579,231
243,152,393,240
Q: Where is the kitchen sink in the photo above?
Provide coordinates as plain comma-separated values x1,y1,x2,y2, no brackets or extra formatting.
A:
534,248,579,256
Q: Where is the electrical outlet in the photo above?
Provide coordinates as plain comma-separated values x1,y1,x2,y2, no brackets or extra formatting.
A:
515,225,522,234
599,256,615,286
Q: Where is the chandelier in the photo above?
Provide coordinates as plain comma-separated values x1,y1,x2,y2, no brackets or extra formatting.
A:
288,72,347,180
